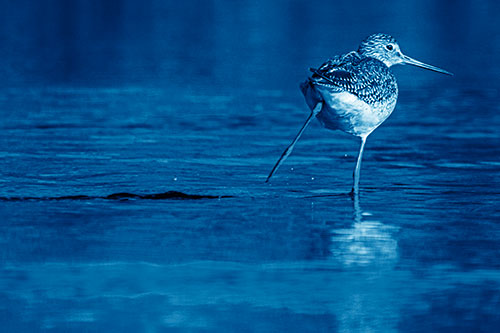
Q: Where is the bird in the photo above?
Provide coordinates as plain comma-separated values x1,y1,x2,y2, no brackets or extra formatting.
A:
265,33,452,194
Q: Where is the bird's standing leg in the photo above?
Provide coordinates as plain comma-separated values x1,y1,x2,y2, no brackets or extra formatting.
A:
266,102,323,182
351,134,368,195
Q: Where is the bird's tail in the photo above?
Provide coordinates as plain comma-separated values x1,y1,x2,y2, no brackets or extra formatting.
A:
300,78,323,112
299,79,310,97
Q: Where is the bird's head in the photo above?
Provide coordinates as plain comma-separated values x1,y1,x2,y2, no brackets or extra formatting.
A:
358,33,452,75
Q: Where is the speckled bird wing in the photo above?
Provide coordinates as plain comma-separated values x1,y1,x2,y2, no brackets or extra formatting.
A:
309,52,398,107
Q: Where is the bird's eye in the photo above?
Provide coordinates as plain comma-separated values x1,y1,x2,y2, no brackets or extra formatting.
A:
386,44,394,51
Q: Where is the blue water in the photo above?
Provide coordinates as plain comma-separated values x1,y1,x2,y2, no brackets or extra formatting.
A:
1,1,500,332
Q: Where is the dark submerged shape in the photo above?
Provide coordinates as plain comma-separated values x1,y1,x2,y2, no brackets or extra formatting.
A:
266,33,452,193
0,191,232,201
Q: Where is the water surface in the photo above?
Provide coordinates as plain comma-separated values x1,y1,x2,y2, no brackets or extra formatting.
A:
1,1,500,332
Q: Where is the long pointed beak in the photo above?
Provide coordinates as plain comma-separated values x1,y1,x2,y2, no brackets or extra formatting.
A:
402,54,453,76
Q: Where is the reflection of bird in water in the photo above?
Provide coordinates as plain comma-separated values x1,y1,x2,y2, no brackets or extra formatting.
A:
266,33,452,193
330,194,399,266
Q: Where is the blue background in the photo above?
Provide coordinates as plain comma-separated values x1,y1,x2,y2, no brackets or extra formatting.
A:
1,0,499,331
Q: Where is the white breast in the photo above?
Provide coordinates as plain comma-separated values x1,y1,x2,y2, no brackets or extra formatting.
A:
316,91,394,137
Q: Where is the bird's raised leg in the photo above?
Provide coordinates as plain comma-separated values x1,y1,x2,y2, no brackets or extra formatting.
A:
266,102,323,182
351,134,368,195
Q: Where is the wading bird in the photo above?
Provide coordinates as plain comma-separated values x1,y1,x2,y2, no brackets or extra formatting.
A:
266,33,452,194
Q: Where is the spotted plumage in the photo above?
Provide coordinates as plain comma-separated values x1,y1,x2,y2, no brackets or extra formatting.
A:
310,55,398,108
266,33,452,193
301,50,398,136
